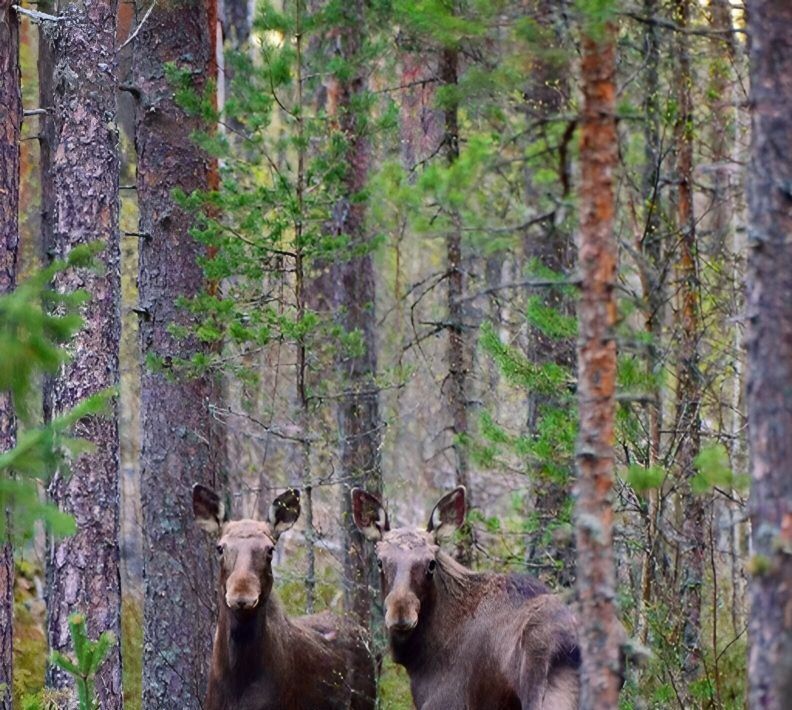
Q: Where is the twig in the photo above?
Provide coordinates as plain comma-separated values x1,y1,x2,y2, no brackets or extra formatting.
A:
12,4,63,22
118,2,155,51
23,108,48,116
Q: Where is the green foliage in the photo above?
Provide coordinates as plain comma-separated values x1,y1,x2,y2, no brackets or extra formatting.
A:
625,464,665,495
0,249,115,545
692,443,749,494
50,613,116,710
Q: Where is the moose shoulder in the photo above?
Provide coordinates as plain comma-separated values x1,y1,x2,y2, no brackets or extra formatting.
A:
352,486,580,710
193,484,376,710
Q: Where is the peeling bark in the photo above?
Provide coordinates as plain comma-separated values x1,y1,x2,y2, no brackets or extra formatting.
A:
42,0,123,705
574,21,623,708
0,0,21,703
745,1,792,706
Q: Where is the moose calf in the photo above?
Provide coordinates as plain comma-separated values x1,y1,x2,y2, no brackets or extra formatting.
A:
352,486,580,710
194,484,376,710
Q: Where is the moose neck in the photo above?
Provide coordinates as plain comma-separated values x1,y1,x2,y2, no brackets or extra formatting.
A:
391,551,481,671
214,588,291,689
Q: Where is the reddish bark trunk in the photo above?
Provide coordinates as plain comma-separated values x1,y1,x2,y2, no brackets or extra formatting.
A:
745,1,792,706
42,0,123,705
0,0,21,704
574,22,623,708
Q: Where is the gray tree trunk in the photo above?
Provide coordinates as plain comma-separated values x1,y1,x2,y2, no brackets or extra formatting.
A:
0,0,21,703
42,0,123,705
132,0,225,705
745,1,792,706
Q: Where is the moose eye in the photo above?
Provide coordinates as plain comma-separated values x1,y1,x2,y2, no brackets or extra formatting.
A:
427,559,436,575
216,544,224,556
376,558,383,571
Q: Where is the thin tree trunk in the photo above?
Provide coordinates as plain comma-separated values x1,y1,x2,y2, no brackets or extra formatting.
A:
132,0,224,705
328,0,383,631
672,0,705,684
637,0,665,644
521,0,576,586
439,45,474,565
745,1,792,706
0,0,21,703
42,0,123,705
574,19,623,708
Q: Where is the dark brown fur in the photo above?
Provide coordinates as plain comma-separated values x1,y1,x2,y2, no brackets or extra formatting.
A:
194,486,376,710
353,488,580,710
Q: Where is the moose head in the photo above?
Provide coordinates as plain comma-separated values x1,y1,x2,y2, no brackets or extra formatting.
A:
351,486,466,635
193,484,301,614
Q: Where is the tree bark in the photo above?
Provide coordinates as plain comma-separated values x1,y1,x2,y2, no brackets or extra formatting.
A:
521,0,576,586
672,0,705,684
132,0,224,706
328,0,383,631
42,0,123,705
745,1,792,706
574,20,623,708
0,0,21,703
439,45,474,566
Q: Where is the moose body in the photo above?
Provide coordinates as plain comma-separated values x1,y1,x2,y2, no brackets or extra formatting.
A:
194,485,376,710
353,487,580,710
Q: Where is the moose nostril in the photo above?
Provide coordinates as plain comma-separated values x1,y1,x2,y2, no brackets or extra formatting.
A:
228,595,259,610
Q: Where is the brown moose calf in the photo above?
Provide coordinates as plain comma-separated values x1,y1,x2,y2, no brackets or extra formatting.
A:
352,486,580,710
194,484,376,710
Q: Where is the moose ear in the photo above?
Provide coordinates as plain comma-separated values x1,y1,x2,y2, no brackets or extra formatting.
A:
193,484,226,535
268,488,301,536
427,486,466,540
351,488,389,542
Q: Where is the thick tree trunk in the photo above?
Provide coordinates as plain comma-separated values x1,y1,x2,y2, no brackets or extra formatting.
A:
574,21,623,708
672,0,705,684
329,0,383,631
745,1,792,706
439,46,474,565
0,0,21,704
42,0,123,705
132,1,224,706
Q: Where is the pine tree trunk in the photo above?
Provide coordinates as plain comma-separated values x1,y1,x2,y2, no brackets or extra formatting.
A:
42,0,123,705
745,1,792,706
132,1,224,706
439,45,474,565
636,0,665,643
521,0,576,586
330,0,383,630
574,20,623,707
0,0,21,703
672,0,705,684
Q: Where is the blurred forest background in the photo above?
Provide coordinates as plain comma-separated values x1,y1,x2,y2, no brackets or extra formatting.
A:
2,0,791,708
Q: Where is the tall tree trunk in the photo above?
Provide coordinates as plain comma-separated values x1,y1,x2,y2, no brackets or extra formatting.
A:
439,45,474,565
636,0,665,644
0,0,21,704
132,0,224,705
745,1,792,706
42,0,123,705
329,0,383,631
574,19,623,707
672,0,705,684
521,0,576,586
